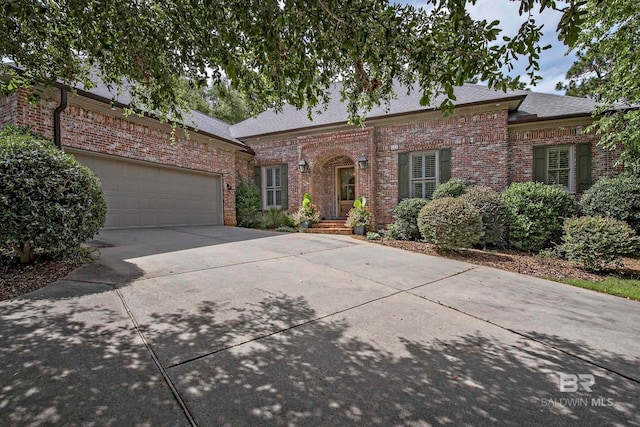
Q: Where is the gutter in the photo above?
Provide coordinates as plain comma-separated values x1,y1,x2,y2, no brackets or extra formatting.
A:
65,84,254,154
233,94,528,141
53,86,67,148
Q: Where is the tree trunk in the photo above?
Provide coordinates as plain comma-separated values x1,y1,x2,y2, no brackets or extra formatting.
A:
13,242,34,264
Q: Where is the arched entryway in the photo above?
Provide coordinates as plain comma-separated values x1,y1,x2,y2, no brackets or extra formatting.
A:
311,155,355,219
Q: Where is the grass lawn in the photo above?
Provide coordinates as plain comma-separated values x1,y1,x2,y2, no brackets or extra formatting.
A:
557,277,640,301
364,238,640,302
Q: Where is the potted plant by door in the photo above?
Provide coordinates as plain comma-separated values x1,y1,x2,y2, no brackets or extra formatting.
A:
345,196,371,235
293,193,320,229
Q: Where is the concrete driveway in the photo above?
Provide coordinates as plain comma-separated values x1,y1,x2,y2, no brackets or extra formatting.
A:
1,226,638,426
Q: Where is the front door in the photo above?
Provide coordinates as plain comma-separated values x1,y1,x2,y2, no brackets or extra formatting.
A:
337,166,355,218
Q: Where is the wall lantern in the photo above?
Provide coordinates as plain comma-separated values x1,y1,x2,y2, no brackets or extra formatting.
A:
298,159,309,173
358,154,368,169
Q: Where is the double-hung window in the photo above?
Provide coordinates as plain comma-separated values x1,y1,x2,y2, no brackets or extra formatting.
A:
410,151,438,199
264,166,282,209
546,146,572,190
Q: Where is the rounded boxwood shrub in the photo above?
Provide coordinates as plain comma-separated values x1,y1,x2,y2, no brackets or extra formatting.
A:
579,174,640,233
417,197,482,250
460,186,508,248
432,178,471,199
385,198,429,240
0,125,106,263
560,216,638,271
501,182,575,252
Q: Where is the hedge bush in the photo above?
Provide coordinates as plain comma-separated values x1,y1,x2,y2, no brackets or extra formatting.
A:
560,216,638,271
432,178,471,199
0,125,106,263
235,180,261,227
501,182,575,252
385,198,429,240
460,186,508,248
579,174,640,233
417,197,482,250
258,207,295,229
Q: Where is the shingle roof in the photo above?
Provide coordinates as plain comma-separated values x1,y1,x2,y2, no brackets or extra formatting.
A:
230,83,597,138
73,77,245,147
509,90,598,121
1,63,246,148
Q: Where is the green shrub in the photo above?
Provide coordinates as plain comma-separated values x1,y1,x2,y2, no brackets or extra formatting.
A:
345,196,372,227
366,231,381,240
235,180,261,227
259,207,294,229
386,198,429,240
560,216,638,271
275,226,298,233
417,197,482,250
579,174,640,233
432,178,471,199
501,182,575,252
0,125,106,263
460,186,508,248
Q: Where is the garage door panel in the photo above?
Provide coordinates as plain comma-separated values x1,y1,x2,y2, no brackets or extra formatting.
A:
72,152,221,228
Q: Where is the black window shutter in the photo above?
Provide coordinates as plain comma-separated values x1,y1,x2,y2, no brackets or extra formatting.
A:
254,166,262,189
533,146,547,183
280,164,289,209
398,152,410,202
439,148,451,184
576,143,592,193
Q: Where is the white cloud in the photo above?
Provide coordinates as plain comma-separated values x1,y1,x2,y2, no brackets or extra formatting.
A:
398,0,575,94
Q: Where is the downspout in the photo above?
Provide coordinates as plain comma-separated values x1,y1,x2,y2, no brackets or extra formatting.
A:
53,87,67,149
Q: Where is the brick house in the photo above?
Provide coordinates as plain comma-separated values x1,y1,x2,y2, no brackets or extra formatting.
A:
0,80,620,229
231,84,619,226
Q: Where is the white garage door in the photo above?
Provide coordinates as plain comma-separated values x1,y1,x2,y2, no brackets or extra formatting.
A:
72,151,223,229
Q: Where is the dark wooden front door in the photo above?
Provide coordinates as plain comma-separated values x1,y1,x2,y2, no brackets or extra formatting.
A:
337,166,355,218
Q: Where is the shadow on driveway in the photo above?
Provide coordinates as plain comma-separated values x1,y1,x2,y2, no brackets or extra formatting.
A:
42,226,284,299
1,292,637,426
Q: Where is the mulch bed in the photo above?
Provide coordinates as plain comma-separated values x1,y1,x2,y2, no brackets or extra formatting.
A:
0,257,81,302
354,236,640,282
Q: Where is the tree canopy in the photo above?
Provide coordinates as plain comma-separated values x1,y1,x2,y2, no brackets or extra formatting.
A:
178,79,251,124
562,0,640,170
1,0,584,124
554,50,613,100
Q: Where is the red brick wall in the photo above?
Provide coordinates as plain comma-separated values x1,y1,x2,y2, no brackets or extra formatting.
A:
7,92,242,225
508,125,620,186
0,91,17,127
375,109,510,224
250,129,373,220
235,155,254,184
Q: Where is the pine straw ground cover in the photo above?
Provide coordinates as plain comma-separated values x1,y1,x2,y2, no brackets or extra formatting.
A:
354,236,640,301
0,255,81,302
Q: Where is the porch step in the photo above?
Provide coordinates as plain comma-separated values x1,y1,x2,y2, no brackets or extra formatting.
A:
311,220,347,229
303,227,353,235
303,219,353,235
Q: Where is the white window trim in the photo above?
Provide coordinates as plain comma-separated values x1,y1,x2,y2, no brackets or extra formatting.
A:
262,166,282,210
546,145,574,192
409,150,439,199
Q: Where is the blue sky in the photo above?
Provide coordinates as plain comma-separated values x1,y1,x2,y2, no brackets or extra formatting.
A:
400,0,575,94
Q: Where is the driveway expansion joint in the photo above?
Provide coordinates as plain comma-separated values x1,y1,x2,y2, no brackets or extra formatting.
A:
408,292,640,385
113,286,198,427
